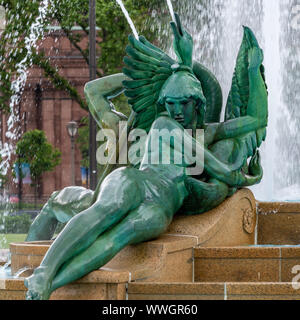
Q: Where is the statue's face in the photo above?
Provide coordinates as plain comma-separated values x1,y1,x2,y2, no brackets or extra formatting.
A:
164,97,197,129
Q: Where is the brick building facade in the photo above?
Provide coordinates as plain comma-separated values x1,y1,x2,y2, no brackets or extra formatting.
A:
1,25,91,202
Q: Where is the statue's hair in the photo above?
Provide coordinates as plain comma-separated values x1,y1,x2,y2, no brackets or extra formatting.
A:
157,68,207,126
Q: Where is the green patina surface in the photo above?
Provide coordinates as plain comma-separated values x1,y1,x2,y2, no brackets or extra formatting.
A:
24,14,268,300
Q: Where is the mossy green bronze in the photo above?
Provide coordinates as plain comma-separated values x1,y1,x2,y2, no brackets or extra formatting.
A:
24,14,268,300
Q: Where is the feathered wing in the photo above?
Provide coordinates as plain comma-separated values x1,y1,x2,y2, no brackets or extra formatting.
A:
225,26,268,161
192,62,223,123
122,35,176,131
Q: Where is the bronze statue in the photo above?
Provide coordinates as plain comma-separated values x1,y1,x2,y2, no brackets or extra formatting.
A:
24,14,268,300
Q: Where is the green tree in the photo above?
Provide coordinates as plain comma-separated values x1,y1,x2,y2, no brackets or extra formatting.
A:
15,130,61,204
95,0,161,75
3,213,32,234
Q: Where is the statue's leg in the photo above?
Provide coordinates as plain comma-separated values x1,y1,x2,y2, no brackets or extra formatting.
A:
26,191,59,241
24,167,145,300
26,187,94,241
50,201,173,294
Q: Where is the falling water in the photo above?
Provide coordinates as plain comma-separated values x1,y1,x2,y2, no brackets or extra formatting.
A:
166,0,176,23
251,0,282,201
0,1,54,249
162,0,300,201
273,0,300,200
115,0,139,39
0,0,53,177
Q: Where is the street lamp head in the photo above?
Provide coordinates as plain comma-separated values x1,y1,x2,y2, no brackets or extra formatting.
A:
67,121,78,138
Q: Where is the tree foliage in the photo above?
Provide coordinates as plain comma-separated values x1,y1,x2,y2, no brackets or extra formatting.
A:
0,0,162,113
95,0,161,75
2,213,32,234
15,129,61,186
0,0,163,169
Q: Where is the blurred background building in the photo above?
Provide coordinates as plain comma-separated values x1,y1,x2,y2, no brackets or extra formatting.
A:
0,8,90,202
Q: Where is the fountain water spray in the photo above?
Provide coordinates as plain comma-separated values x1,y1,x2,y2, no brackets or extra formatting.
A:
115,0,139,40
0,0,54,249
0,0,53,177
251,0,282,200
166,0,176,23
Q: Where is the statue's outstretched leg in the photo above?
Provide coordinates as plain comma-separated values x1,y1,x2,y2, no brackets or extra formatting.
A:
25,193,59,241
49,201,172,294
24,167,145,300
26,187,94,241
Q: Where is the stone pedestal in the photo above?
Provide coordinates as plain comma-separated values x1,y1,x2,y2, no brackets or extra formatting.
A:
167,188,256,247
257,202,300,245
5,234,198,300
0,188,257,300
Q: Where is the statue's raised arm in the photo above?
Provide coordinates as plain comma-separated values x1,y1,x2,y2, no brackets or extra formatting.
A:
84,74,129,136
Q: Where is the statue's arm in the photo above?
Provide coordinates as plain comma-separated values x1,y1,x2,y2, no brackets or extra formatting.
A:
84,73,129,135
211,115,266,142
183,122,263,187
146,117,262,188
204,144,262,187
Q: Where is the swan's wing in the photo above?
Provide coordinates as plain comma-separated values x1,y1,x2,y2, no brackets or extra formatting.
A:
192,62,223,123
225,26,267,122
122,35,176,131
225,26,268,160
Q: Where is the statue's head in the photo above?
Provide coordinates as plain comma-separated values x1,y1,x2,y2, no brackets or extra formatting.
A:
157,65,206,130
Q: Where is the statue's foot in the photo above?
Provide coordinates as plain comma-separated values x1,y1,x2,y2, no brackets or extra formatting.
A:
24,267,52,300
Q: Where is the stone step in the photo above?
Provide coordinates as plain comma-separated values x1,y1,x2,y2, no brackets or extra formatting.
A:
0,234,197,300
127,282,300,300
194,246,300,283
257,202,300,245
4,280,300,300
9,234,197,283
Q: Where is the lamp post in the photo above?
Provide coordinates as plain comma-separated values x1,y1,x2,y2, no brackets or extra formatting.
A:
89,0,97,190
67,121,78,186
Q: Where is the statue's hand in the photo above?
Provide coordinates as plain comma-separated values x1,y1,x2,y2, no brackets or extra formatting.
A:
225,151,262,187
170,13,193,67
207,150,263,187
248,150,262,176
